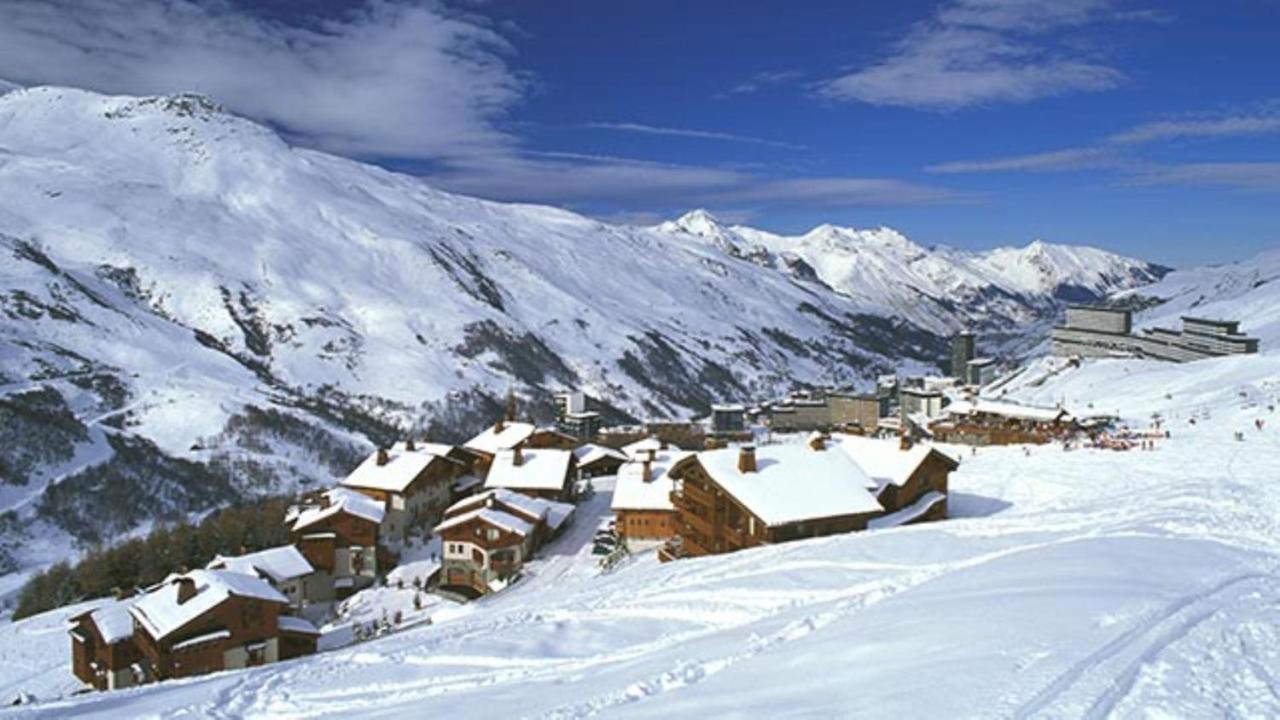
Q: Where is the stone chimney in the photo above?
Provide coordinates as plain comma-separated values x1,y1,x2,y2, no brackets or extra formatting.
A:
641,459,652,482
899,435,913,451
645,448,657,462
176,576,197,604
496,419,506,433
405,438,416,452
660,439,669,450
807,432,826,451
737,445,757,473
512,446,523,467
376,448,389,466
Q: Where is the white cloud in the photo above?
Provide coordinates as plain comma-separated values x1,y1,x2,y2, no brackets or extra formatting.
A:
582,122,806,150
926,146,1120,173
819,0,1136,110
1130,162,1280,192
0,0,522,159
1108,113,1280,144
722,70,805,97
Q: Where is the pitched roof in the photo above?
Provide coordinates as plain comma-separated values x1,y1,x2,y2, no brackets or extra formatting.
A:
695,444,882,526
292,487,385,531
833,435,954,490
611,449,692,512
207,545,314,583
484,448,572,492
129,569,287,641
621,436,681,460
573,443,627,466
435,507,534,537
943,398,1070,423
464,421,535,455
868,491,946,530
278,615,321,636
75,597,136,644
340,446,440,494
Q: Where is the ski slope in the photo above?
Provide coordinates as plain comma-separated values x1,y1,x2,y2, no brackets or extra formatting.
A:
5,351,1279,718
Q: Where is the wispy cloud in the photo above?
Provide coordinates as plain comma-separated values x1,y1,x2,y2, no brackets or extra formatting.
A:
582,122,806,150
1129,162,1280,192
819,0,1144,110
721,70,805,97
926,146,1119,173
928,107,1280,176
0,0,522,159
1108,113,1280,144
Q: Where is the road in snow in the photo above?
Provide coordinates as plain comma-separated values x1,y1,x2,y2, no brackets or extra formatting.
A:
3,354,1280,717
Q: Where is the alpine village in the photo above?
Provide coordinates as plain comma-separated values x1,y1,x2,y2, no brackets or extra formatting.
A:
63,304,1259,693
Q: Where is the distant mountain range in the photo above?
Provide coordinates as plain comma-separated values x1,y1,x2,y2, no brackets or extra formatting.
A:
0,83,1169,587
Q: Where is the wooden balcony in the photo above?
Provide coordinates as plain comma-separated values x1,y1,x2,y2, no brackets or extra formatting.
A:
683,511,715,538
681,481,717,507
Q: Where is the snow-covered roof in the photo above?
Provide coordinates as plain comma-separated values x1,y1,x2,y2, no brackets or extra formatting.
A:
611,450,692,512
944,398,1070,423
711,404,746,412
81,598,136,644
452,473,484,493
278,615,320,635
292,487,385,531
868,491,947,530
171,629,231,652
464,421,535,455
622,436,680,460
484,448,572,492
695,445,882,526
573,443,627,466
130,569,287,641
341,445,442,494
207,545,313,583
447,488,545,522
833,435,949,490
391,440,460,459
544,501,574,532
435,508,534,537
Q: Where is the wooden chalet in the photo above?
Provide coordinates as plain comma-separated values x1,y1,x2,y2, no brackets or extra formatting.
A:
482,446,577,501
665,442,884,559
437,489,573,596
69,598,145,691
206,545,317,609
462,419,536,474
572,443,628,479
611,447,691,549
929,398,1074,446
832,433,957,524
288,487,385,598
127,569,318,683
340,440,468,540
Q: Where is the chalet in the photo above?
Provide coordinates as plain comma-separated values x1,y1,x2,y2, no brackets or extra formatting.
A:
709,404,747,436
665,442,883,559
206,545,316,610
437,489,573,596
69,597,145,691
462,419,536,474
128,569,318,682
929,398,1074,446
573,443,628,479
288,487,384,598
340,440,466,540
832,434,957,524
611,447,691,549
483,446,577,502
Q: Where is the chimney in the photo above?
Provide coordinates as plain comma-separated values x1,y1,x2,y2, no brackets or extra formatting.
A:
512,446,523,467
405,438,416,452
737,445,757,473
660,439,669,450
176,577,197,604
807,432,826,451
641,459,652,482
496,419,506,433
376,448,389,466
899,435,913,451
645,448,657,462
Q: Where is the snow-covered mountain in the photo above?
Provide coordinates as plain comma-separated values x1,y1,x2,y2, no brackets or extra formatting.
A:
0,84,1165,587
656,210,1168,341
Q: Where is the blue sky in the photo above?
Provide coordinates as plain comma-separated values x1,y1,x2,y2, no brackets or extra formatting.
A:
1,1,1278,266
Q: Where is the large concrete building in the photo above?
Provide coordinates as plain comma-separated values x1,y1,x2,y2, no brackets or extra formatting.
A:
1052,305,1259,362
950,332,976,378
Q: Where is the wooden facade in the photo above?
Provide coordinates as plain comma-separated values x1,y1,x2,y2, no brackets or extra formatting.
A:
874,450,954,515
134,591,286,681
69,610,143,691
616,508,678,544
439,514,538,596
665,457,875,559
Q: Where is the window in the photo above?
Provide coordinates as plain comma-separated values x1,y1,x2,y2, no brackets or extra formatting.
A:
486,528,500,541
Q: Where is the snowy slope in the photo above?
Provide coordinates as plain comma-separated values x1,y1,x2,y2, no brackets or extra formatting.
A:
656,210,1167,340
1120,248,1280,348
5,351,1279,716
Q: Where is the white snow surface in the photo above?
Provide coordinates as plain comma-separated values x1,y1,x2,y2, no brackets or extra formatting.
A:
611,449,691,512
207,545,313,583
698,444,883,525
4,351,1280,716
484,448,572,493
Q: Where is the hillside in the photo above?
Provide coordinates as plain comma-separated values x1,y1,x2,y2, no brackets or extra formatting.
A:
0,84,1168,588
4,349,1278,717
